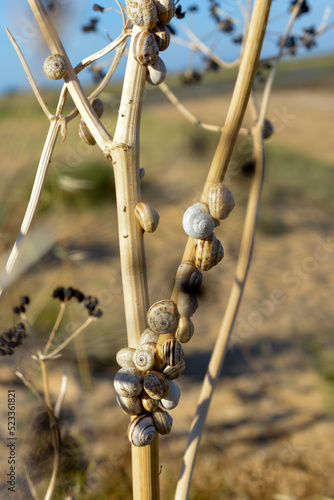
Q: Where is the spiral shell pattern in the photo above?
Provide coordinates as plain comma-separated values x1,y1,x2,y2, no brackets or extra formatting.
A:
162,339,183,367
152,408,173,435
128,414,156,447
134,343,157,372
140,329,159,345
135,202,160,232
43,54,67,80
133,30,159,66
182,202,215,239
143,371,170,400
126,0,158,30
147,299,178,334
116,347,136,368
114,367,143,398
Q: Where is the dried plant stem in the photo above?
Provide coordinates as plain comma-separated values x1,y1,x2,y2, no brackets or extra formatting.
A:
24,464,40,500
44,302,66,355
45,316,94,359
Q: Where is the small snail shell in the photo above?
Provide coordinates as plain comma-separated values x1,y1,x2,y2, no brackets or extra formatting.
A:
163,358,186,380
152,408,173,435
208,183,235,220
139,167,145,179
144,371,170,400
90,98,104,118
153,22,170,51
141,391,160,412
161,380,180,410
43,54,67,80
194,233,224,271
182,202,215,239
140,328,159,345
147,299,178,335
116,394,143,415
135,202,160,233
177,292,198,319
114,367,143,398
116,347,136,368
134,343,157,372
126,0,158,30
133,30,159,66
262,118,274,139
175,261,202,293
154,0,175,24
162,338,183,366
78,98,105,146
128,414,156,447
146,57,167,86
176,317,194,344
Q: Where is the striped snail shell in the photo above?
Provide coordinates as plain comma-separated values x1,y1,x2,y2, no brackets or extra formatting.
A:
208,183,235,220
176,317,195,344
133,30,159,66
116,394,143,415
43,54,67,80
152,408,173,435
163,358,186,380
116,347,136,368
175,260,202,293
134,343,157,372
128,414,156,447
154,0,175,24
147,299,178,335
194,233,224,271
78,98,105,146
162,338,183,366
135,202,160,233
182,202,215,239
144,370,170,400
114,367,143,398
146,57,167,86
126,0,158,30
140,328,159,345
161,380,180,410
153,22,170,51
141,390,160,412
177,292,198,319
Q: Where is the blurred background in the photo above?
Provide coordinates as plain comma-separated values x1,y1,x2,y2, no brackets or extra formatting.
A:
0,1,334,499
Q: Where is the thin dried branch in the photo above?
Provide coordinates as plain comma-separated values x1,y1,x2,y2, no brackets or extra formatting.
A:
44,302,66,355
44,317,94,359
15,370,46,406
23,464,40,500
54,369,68,418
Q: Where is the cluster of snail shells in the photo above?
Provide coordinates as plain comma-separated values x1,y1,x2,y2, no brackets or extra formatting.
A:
126,0,175,85
78,98,104,146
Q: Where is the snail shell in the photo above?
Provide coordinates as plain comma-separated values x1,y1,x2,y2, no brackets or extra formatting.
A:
177,292,198,319
78,98,105,146
146,57,167,86
139,167,145,179
134,343,157,372
144,371,170,400
90,98,104,118
161,380,180,410
128,414,156,447
175,261,202,293
182,202,215,239
147,299,178,335
116,394,143,415
135,202,160,233
126,0,158,30
208,183,235,220
114,367,143,398
176,317,194,344
194,233,224,271
43,54,67,80
263,118,274,139
141,391,160,412
116,347,136,368
153,22,170,51
154,0,175,24
140,328,159,345
133,30,159,66
162,338,183,366
163,358,186,380
152,408,173,435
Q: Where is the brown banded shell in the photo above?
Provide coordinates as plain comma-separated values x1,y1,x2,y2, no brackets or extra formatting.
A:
134,343,157,372
116,347,136,368
154,0,175,24
176,317,195,344
175,261,202,293
43,54,67,80
133,30,159,66
128,414,156,447
140,328,159,345
161,380,180,410
146,57,167,86
163,358,186,380
162,338,183,366
141,391,160,412
208,183,235,220
114,367,143,398
147,299,178,335
144,371,170,400
126,0,158,30
152,408,173,435
153,22,170,51
135,202,160,233
116,394,143,415
194,233,224,271
177,292,198,319
182,202,215,239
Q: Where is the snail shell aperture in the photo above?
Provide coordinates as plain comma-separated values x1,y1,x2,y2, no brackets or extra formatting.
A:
143,370,170,400
182,202,215,239
147,299,178,335
135,202,160,233
208,183,235,220
126,0,158,30
128,414,156,447
43,54,67,80
114,367,143,398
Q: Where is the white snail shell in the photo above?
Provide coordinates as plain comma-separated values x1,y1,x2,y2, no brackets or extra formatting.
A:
162,338,183,366
140,328,159,345
43,54,67,80
177,292,198,319
134,343,157,372
153,0,175,24
126,0,158,30
163,358,186,380
176,317,194,344
116,394,143,415
141,391,160,412
147,299,178,335
146,57,167,86
135,202,160,233
194,233,224,271
133,30,159,66
175,261,202,293
128,414,156,447
161,380,180,410
144,370,170,400
208,183,235,220
114,367,143,398
116,347,136,368
182,202,215,239
152,408,173,435
153,22,170,51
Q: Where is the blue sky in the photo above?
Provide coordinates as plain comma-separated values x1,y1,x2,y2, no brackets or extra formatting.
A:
0,0,333,95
